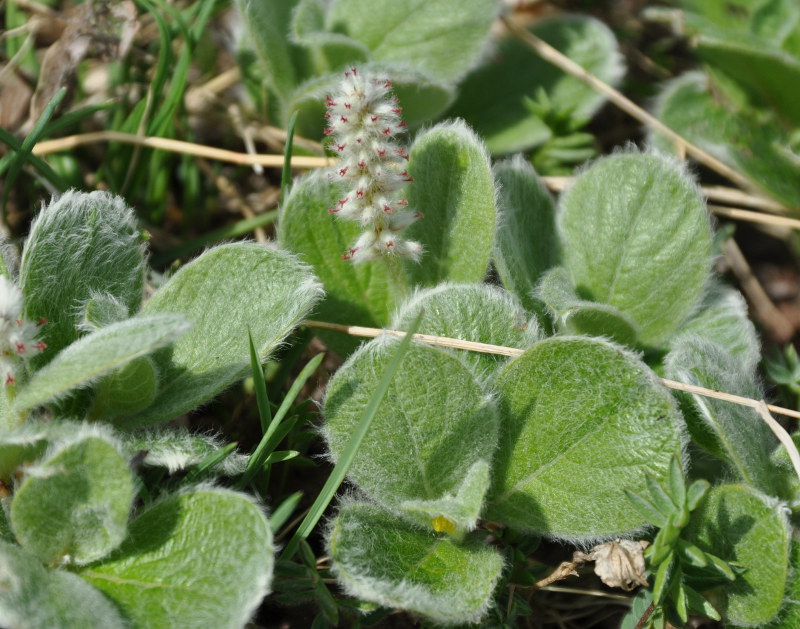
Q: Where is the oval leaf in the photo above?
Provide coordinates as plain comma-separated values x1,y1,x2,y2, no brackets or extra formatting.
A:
558,152,711,345
14,313,189,413
686,484,791,626
80,488,273,629
487,336,683,539
19,190,147,365
127,243,323,427
405,120,496,287
11,432,134,565
327,501,503,626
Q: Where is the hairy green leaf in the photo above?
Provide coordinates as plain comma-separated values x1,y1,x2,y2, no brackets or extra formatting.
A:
665,338,781,495
11,431,134,565
446,15,625,154
686,484,790,626
492,157,560,312
559,153,711,345
19,191,147,365
127,243,323,427
323,339,497,532
487,336,683,539
278,170,397,356
327,501,503,625
405,120,496,287
0,541,127,629
81,488,273,629
14,314,188,413
391,283,541,380
326,0,495,83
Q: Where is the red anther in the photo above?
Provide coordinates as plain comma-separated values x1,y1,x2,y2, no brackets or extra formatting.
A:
344,103,351,109
358,161,366,169
356,189,365,199
391,108,402,114
384,80,392,88
344,71,351,78
338,197,349,208
385,240,395,248
356,137,363,144
328,208,340,214
325,96,335,107
371,116,379,122
383,204,393,213
399,121,407,128
351,67,358,75
34,341,47,351
5,373,14,386
324,111,331,119
336,144,346,152
339,167,349,176
382,127,391,136
340,115,348,123
15,342,25,354
394,148,406,156
397,199,408,206
415,211,424,218
324,128,333,136
37,317,47,327
377,149,386,157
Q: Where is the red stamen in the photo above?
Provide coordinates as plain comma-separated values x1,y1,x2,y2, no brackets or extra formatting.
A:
338,197,349,208
15,342,26,354
5,374,14,386
37,317,47,327
336,144,346,152
339,167,349,176
34,341,47,351
382,128,391,136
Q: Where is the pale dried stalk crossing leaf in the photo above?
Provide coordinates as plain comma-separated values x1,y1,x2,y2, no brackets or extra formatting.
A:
304,320,800,421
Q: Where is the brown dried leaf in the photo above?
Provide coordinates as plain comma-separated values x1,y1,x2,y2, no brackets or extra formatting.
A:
588,539,649,591
30,0,138,120
0,68,33,131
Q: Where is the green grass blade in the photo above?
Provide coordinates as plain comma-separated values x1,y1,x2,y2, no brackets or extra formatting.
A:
0,128,66,189
279,312,424,561
238,352,324,489
270,490,303,532
184,442,238,482
249,329,272,433
280,111,299,206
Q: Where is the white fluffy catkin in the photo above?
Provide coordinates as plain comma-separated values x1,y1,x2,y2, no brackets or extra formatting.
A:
325,68,423,263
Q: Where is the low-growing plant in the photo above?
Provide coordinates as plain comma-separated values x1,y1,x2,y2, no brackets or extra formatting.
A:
0,190,323,627
648,0,800,210
276,67,799,627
